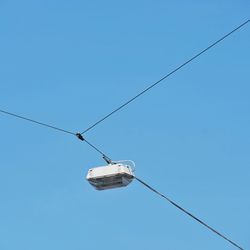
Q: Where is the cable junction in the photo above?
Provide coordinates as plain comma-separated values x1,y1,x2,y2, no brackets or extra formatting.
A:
80,19,250,135
135,177,244,250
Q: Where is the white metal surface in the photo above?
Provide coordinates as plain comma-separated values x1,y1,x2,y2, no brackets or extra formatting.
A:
86,163,135,190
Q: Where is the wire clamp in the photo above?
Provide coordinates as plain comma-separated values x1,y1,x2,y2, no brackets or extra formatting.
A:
76,133,85,141
103,155,112,164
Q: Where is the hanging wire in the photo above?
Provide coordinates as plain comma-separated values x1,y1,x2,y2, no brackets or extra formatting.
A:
80,19,250,135
135,177,244,250
84,138,112,162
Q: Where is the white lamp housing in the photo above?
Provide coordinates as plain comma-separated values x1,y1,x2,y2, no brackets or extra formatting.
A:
86,163,135,190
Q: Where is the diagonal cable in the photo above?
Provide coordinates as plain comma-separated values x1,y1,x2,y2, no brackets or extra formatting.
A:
135,177,244,250
84,138,112,162
0,108,75,135
80,19,250,135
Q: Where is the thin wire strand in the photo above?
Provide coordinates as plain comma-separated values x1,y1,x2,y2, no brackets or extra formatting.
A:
84,138,112,162
135,177,244,250
0,108,111,159
0,109,75,135
81,19,250,135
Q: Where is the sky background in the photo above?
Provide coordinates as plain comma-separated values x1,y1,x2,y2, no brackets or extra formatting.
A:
0,1,249,250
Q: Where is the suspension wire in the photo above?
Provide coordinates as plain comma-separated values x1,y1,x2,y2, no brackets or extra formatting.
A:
0,108,111,160
80,19,250,135
84,138,112,163
135,177,244,250
0,108,75,135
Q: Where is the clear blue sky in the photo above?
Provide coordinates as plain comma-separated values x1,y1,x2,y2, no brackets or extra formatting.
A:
0,1,249,249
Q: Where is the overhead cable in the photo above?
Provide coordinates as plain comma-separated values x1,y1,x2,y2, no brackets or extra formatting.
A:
80,19,250,135
0,108,111,160
0,109,75,135
84,138,112,163
135,177,244,250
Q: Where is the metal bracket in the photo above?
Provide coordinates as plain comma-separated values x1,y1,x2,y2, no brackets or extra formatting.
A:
103,155,112,164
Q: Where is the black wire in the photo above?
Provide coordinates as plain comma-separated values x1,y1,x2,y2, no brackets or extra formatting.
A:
80,19,250,135
135,177,244,250
84,138,112,162
0,108,111,159
0,109,75,135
